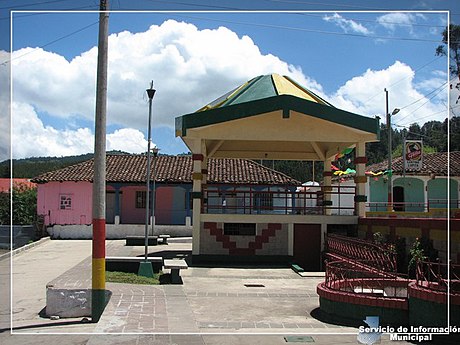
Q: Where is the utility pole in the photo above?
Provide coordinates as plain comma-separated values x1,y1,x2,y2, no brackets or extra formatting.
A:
385,88,392,212
92,0,109,323
385,88,400,213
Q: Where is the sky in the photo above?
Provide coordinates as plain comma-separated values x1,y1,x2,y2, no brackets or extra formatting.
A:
1,0,460,161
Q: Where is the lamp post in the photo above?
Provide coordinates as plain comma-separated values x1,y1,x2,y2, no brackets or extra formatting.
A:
138,81,156,278
151,146,159,236
384,88,400,212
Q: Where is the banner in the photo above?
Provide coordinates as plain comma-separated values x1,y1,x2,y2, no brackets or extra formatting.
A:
404,140,423,171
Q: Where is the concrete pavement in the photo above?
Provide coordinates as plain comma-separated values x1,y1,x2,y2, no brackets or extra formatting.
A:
1,237,418,344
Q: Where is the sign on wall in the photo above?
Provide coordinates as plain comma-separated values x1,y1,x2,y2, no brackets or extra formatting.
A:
404,140,423,171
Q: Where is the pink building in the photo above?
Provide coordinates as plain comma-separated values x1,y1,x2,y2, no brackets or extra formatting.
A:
32,154,299,238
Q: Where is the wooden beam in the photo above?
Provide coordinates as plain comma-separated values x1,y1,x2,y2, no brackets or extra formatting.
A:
311,141,325,160
211,150,320,161
206,140,224,157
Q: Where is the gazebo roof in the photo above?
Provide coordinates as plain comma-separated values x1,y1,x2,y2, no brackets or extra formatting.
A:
175,74,380,161
195,74,334,111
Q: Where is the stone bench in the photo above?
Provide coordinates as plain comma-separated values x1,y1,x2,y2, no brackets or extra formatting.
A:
125,235,158,246
163,259,188,284
106,256,163,273
159,234,170,244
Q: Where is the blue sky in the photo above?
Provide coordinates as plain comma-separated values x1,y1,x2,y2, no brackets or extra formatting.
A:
1,0,460,160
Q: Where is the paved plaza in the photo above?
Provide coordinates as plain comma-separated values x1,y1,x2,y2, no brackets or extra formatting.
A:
0,238,418,344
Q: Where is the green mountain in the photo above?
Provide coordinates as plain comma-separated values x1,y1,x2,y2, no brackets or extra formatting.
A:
0,151,127,178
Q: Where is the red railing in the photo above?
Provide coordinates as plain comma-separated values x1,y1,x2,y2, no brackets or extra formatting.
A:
324,259,409,298
326,233,397,273
416,260,460,294
202,184,356,215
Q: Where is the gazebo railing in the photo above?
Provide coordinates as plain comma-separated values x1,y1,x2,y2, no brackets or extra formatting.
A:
416,260,460,294
202,184,356,216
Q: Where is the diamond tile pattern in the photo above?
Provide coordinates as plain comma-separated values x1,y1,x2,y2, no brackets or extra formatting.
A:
32,154,300,185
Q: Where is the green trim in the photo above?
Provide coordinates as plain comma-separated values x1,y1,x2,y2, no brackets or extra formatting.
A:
320,297,408,326
91,289,108,323
191,192,202,199
176,94,379,137
354,195,368,202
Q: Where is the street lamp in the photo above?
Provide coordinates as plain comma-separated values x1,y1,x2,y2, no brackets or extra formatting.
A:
151,146,160,236
385,88,400,212
138,81,156,278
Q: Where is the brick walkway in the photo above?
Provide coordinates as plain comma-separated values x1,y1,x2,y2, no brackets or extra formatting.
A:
46,240,354,334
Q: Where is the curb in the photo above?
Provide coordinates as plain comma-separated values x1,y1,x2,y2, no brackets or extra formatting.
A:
0,236,51,261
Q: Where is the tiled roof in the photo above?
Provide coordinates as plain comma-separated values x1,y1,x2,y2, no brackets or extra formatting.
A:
0,178,36,192
366,151,460,176
31,155,300,185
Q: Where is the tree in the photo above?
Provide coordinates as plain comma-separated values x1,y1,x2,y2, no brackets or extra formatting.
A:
436,24,460,105
436,24,460,78
0,183,37,225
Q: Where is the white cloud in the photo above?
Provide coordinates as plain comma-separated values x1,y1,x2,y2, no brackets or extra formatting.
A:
9,19,447,159
11,102,148,159
12,20,315,130
376,13,418,34
11,19,323,158
327,61,447,127
323,13,371,35
106,128,148,153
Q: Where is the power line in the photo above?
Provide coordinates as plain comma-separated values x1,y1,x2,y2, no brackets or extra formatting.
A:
1,20,99,65
394,87,448,126
296,12,446,29
0,5,99,20
172,13,444,43
266,0,382,10
360,56,444,106
399,84,447,121
398,81,448,111
0,0,75,10
397,109,448,126
142,0,239,10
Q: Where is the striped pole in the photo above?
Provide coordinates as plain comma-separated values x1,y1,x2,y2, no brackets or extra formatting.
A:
92,0,109,322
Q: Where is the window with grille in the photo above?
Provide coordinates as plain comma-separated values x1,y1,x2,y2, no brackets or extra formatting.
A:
135,191,146,209
253,192,273,211
60,194,72,210
223,223,256,236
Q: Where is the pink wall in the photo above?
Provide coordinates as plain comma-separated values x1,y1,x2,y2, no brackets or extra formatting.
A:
120,186,146,224
156,187,173,225
38,181,92,225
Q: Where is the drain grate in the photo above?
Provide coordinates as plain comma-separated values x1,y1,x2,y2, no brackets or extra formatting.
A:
284,336,315,343
244,284,265,288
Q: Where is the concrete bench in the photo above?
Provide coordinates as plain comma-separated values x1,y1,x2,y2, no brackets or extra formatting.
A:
106,256,163,273
163,259,188,284
125,235,158,246
159,234,170,244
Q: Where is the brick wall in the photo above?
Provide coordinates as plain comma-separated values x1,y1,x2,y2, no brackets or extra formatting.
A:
200,222,288,256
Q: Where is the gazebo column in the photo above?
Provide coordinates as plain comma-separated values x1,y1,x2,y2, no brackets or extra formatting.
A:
354,141,368,217
191,142,206,255
323,158,333,215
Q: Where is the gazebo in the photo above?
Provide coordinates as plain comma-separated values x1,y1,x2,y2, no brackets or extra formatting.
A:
175,74,380,268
